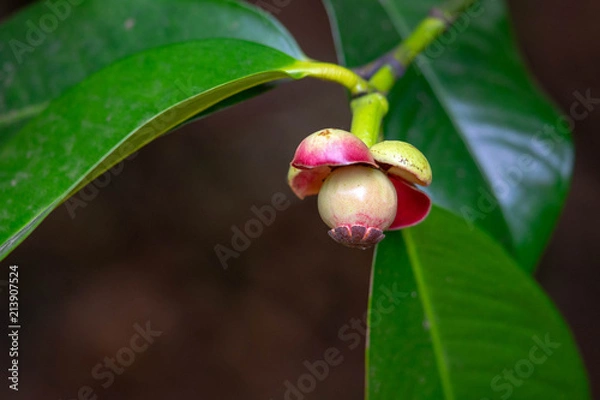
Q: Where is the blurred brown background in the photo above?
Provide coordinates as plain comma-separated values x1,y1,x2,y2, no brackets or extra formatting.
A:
1,0,599,399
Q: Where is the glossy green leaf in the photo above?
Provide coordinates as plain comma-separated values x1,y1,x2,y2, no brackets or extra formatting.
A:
0,38,307,260
368,207,589,399
0,0,305,139
324,0,586,398
325,0,572,271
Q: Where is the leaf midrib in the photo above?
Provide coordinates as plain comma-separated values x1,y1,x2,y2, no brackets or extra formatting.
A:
402,228,455,400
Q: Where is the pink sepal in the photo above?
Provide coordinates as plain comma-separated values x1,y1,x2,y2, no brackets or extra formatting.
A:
291,129,376,170
288,166,331,199
388,175,432,230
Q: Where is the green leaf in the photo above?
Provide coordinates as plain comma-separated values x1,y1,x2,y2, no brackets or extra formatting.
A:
324,0,572,271
368,207,589,399
0,0,305,138
0,38,307,260
324,0,587,398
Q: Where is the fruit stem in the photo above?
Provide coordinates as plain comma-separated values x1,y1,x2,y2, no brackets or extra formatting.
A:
350,93,388,148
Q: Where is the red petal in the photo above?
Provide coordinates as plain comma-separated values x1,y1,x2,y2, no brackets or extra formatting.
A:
287,166,331,199
388,175,432,230
291,129,376,169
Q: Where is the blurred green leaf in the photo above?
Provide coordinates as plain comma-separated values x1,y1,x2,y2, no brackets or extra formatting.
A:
0,0,305,139
368,207,589,399
0,39,304,260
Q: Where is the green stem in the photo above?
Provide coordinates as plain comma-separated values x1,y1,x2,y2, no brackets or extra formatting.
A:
350,93,388,148
288,60,373,96
356,0,479,93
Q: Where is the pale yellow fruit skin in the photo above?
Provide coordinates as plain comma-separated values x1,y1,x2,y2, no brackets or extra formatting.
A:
317,165,397,231
369,141,432,186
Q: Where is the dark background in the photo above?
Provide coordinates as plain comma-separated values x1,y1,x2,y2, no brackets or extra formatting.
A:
1,0,599,399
